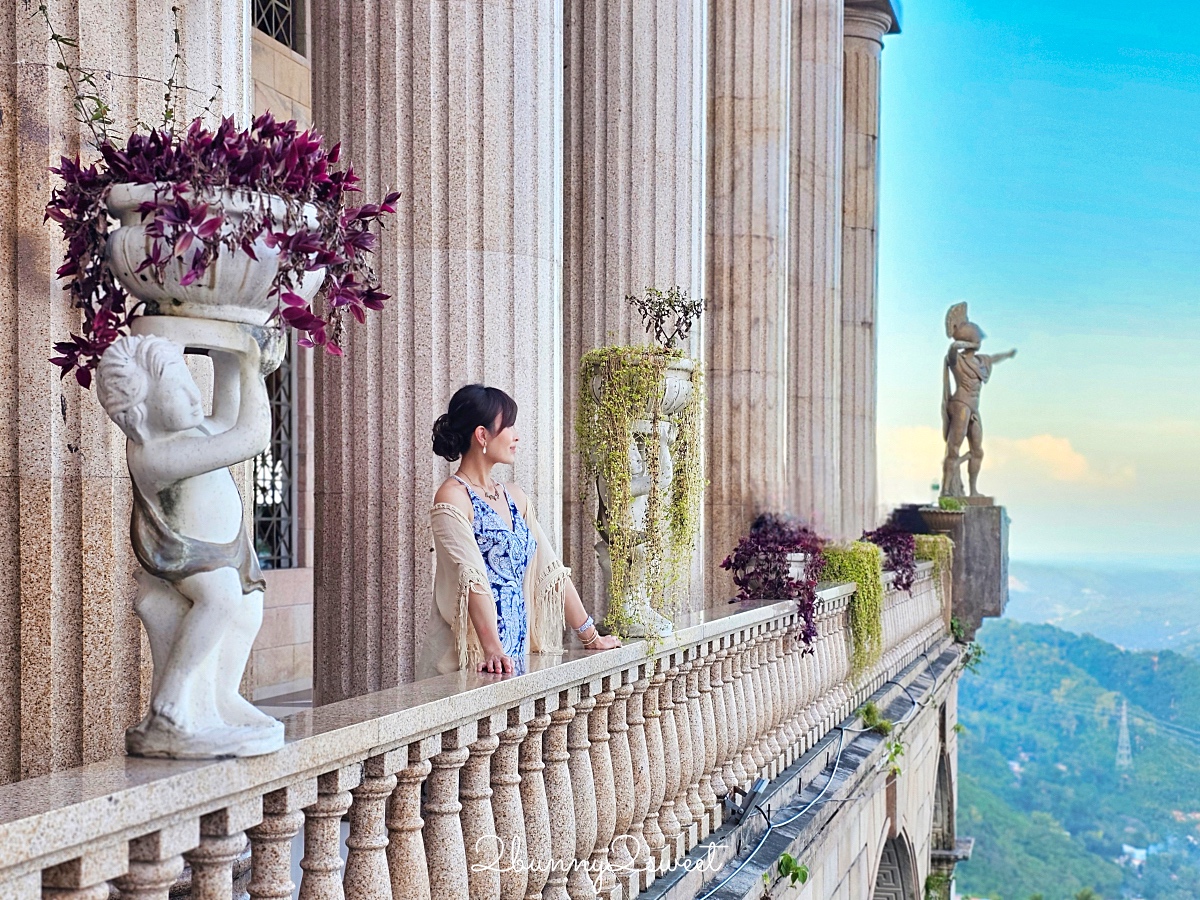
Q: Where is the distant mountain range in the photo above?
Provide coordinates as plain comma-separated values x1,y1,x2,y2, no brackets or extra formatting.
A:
1005,560,1200,658
956,619,1200,900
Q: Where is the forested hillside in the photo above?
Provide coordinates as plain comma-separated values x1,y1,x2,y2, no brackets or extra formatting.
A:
956,620,1200,900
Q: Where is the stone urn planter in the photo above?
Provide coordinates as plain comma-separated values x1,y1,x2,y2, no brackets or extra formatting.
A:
578,346,704,640
919,507,964,534
106,183,325,326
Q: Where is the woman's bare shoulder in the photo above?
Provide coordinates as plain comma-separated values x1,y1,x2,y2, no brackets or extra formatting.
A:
505,481,531,513
434,477,473,515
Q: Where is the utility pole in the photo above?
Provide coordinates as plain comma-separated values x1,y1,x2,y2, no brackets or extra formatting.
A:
1116,700,1133,770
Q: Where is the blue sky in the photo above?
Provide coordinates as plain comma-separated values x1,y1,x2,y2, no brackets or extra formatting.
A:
876,0,1200,562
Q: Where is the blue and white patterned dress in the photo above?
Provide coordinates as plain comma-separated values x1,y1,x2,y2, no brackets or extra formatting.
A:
452,476,535,660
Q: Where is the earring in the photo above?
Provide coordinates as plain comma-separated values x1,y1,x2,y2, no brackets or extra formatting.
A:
483,443,488,455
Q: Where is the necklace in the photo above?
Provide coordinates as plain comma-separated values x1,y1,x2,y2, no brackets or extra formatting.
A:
459,473,501,502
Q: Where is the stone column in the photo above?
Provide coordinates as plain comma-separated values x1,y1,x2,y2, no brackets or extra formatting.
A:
789,0,845,537
0,0,248,785
310,0,565,699
563,0,708,620
705,0,790,603
839,1,897,537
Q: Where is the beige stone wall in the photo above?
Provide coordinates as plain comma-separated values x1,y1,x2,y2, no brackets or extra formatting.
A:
782,691,953,900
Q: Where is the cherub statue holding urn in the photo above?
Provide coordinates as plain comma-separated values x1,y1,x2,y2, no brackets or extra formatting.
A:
97,317,285,758
941,302,1017,499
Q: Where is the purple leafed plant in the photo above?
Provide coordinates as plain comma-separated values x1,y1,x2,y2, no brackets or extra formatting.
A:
721,513,825,646
46,113,400,387
862,524,917,593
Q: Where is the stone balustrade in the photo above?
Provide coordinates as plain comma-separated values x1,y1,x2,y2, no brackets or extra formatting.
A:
0,565,943,899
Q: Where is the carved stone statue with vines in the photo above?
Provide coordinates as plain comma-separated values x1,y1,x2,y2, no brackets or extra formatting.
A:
941,302,1016,499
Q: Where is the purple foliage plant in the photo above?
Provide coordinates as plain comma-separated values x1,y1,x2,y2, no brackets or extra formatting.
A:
46,113,400,387
862,523,917,593
721,513,825,647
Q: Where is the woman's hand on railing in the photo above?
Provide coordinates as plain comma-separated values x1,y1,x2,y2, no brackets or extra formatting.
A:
585,633,622,651
478,649,515,674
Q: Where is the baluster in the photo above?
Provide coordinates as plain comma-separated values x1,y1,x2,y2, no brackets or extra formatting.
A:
608,675,636,893
657,662,683,863
566,697,597,900
300,765,361,900
424,732,471,900
745,636,767,777
625,670,654,891
759,633,783,776
249,782,316,900
588,682,618,900
494,717,530,900
187,802,261,900
521,710,553,900
812,610,832,733
730,643,753,787
685,656,708,841
781,624,804,760
767,629,789,768
43,886,109,899
642,666,669,877
113,826,195,900
671,659,696,848
708,646,728,801
463,721,502,900
345,756,399,900
797,625,819,749
387,753,433,900
41,849,127,899
698,648,720,832
724,646,747,790
544,699,577,900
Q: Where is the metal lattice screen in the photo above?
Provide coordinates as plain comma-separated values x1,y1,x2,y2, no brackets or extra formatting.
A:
253,349,295,569
253,0,298,53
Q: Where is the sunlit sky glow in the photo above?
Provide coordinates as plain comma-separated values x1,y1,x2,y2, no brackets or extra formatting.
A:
876,0,1200,562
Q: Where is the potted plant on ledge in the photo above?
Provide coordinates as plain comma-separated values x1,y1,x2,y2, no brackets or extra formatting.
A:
576,286,705,639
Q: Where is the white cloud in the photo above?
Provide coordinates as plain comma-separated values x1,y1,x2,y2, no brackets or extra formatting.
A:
878,425,1134,509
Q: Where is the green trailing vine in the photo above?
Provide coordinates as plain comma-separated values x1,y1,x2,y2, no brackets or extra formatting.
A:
576,344,704,636
915,532,954,610
924,870,953,900
821,542,885,677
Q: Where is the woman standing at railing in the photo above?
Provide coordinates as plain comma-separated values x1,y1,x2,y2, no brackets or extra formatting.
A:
420,384,621,677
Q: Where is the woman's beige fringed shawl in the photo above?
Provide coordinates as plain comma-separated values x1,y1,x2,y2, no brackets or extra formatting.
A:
418,494,569,679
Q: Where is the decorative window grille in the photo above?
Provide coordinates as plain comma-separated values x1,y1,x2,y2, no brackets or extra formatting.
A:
253,0,300,53
253,349,296,569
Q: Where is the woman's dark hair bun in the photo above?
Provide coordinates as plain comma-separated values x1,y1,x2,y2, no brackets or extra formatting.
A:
432,413,468,461
432,384,518,462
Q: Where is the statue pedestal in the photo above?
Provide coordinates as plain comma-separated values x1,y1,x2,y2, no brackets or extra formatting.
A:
947,504,1009,640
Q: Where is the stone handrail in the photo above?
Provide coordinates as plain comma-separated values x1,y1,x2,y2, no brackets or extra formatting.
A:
0,563,943,898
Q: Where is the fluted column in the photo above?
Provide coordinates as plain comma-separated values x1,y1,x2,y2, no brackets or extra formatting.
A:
705,0,790,601
563,0,708,619
310,0,565,698
840,1,897,536
789,0,846,537
0,0,249,785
